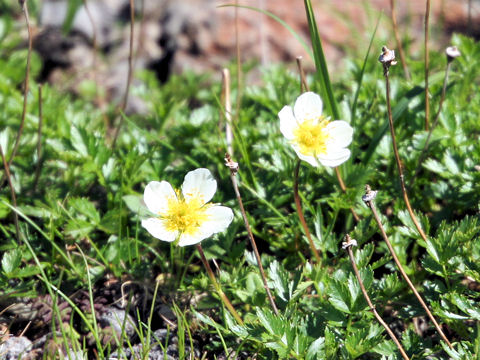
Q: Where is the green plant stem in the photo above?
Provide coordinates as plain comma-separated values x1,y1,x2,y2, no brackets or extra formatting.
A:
363,191,452,349
335,167,360,222
76,245,101,341
384,72,428,242
226,154,279,315
196,243,244,325
23,237,104,357
424,0,431,130
112,0,135,147
33,85,43,193
146,279,160,356
293,160,321,264
390,0,410,80
345,241,410,360
410,61,452,187
0,145,20,242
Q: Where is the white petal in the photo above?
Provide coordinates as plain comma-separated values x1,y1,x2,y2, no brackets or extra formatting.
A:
141,218,178,242
182,168,217,204
177,233,205,247
278,105,297,140
144,181,176,214
177,206,233,247
293,146,321,167
325,121,353,148
293,92,323,122
317,148,351,167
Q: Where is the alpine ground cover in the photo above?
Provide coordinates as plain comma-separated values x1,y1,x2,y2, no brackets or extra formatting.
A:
0,0,480,359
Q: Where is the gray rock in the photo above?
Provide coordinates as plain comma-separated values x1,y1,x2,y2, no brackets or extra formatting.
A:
62,349,87,360
40,0,115,47
99,306,136,341
0,336,32,360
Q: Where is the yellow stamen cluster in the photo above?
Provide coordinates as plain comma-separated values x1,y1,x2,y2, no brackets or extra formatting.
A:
162,191,211,235
293,117,330,157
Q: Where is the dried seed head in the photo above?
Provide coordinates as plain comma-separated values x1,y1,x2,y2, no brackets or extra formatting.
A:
379,46,397,65
379,46,397,76
362,185,377,203
446,46,461,61
342,234,357,249
224,153,239,173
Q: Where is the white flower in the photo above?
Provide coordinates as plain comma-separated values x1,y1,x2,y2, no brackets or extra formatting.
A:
141,168,234,246
278,92,353,167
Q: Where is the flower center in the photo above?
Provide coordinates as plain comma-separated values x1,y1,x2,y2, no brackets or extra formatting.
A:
162,192,210,236
293,117,330,156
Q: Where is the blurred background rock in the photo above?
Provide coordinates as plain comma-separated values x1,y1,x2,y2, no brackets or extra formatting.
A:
5,0,480,114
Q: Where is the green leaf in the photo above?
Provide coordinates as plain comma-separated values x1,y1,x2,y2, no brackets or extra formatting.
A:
62,0,83,34
363,85,424,164
69,197,100,224
372,340,397,356
444,150,460,175
70,125,89,157
256,307,283,336
306,337,325,360
1,248,22,274
449,293,480,320
345,324,384,358
351,12,381,128
269,260,301,305
349,269,371,312
123,195,151,217
304,0,339,118
328,279,352,314
65,218,95,239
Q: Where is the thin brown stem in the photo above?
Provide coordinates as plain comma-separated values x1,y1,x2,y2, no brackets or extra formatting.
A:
384,73,427,242
424,0,430,130
81,0,106,117
33,85,43,192
134,0,146,69
293,160,321,263
19,320,32,338
196,244,244,325
225,153,279,315
112,0,135,148
8,0,32,167
296,56,309,93
335,167,360,222
344,237,410,360
0,145,20,242
222,69,234,157
467,0,472,37
390,0,411,81
362,188,452,348
234,0,242,123
410,61,452,188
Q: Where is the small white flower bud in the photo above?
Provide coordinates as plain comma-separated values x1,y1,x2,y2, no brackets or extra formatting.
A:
445,46,461,61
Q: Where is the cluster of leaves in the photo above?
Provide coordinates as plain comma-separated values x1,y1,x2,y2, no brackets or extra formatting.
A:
0,2,480,359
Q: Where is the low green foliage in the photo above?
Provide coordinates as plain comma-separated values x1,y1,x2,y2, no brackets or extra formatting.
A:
0,2,479,359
